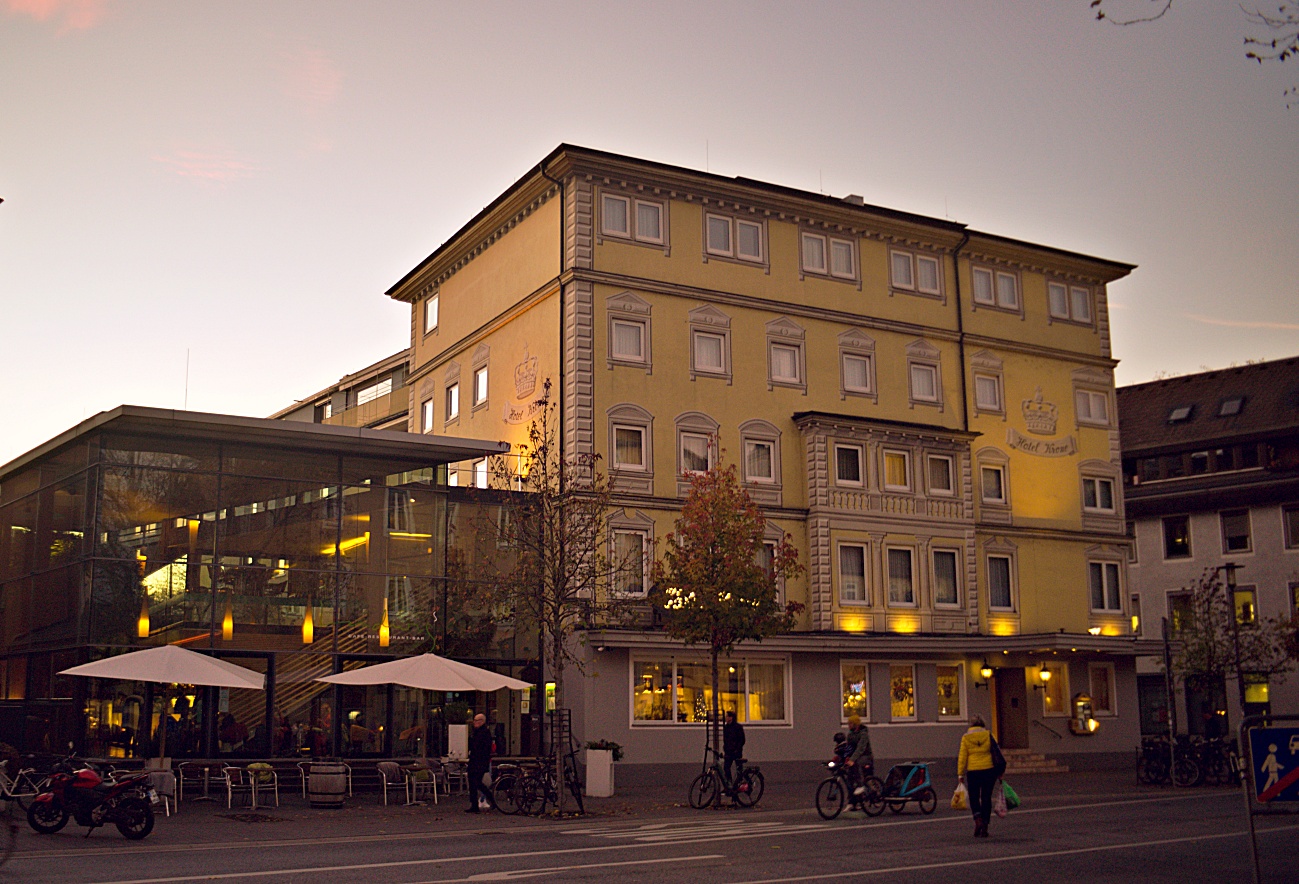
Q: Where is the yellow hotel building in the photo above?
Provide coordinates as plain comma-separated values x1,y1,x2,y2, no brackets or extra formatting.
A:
387,145,1160,769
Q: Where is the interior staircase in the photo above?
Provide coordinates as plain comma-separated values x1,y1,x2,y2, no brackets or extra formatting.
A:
1002,748,1069,775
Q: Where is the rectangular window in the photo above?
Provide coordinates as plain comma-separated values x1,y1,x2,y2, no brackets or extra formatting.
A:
632,659,787,724
1244,674,1270,707
1168,591,1193,635
1048,282,1093,323
472,458,488,489
887,547,915,605
1234,585,1258,625
995,271,1019,309
974,374,1002,411
744,440,775,483
636,201,663,243
927,455,954,495
891,250,914,289
1220,510,1251,553
424,294,439,333
681,433,711,474
835,445,862,485
1076,390,1110,425
632,661,673,721
473,366,488,406
604,193,665,244
693,331,726,373
916,255,941,294
611,319,646,361
830,239,856,278
937,664,963,719
736,220,763,261
988,555,1013,609
933,549,960,606
981,465,1006,503
445,383,459,421
1071,285,1092,322
1131,591,1142,634
972,267,995,305
613,426,645,470
769,343,801,383
839,544,867,604
883,450,910,491
892,250,941,295
614,531,647,597
747,662,786,721
421,399,434,433
1163,515,1191,558
1042,663,1068,716
1287,505,1299,549
842,353,873,393
889,664,916,721
910,363,939,402
841,663,869,721
602,194,630,236
1083,477,1115,512
1048,282,1069,319
357,378,393,405
801,233,827,274
1089,561,1122,611
706,214,732,255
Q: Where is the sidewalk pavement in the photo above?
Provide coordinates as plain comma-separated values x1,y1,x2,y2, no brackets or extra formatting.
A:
6,763,1229,854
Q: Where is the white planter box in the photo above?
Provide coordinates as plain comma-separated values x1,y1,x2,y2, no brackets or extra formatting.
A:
585,748,614,797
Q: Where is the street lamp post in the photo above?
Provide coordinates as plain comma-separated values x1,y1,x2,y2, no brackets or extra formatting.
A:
1216,562,1248,724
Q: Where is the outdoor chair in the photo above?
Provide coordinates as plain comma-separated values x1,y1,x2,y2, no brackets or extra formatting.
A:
299,759,352,798
177,760,213,803
442,759,468,794
247,762,279,809
223,765,255,809
376,761,411,806
406,760,440,805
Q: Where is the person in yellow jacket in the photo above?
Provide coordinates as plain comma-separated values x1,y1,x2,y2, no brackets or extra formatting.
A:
957,714,1002,838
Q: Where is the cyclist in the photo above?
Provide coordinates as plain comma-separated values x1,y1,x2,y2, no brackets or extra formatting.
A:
844,714,874,796
722,710,745,787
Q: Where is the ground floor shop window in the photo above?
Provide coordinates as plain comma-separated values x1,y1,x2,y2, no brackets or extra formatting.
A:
936,664,963,719
631,657,788,724
1041,663,1069,716
889,664,916,721
841,662,869,721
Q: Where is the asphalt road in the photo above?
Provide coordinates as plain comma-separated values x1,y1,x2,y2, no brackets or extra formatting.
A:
6,787,1298,884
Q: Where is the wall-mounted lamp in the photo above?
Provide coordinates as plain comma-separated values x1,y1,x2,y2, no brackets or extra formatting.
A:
1087,626,1102,636
974,659,994,689
137,596,151,639
379,597,390,648
221,592,234,641
1031,663,1052,692
302,597,314,645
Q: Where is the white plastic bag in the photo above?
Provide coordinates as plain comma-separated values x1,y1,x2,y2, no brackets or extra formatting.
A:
993,782,1008,818
951,782,968,811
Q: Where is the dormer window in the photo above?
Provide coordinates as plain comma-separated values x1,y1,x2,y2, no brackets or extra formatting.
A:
1168,405,1193,423
1218,398,1243,417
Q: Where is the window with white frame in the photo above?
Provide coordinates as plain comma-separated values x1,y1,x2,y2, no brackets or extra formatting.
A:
606,291,653,372
839,543,868,604
1089,560,1122,611
835,444,863,486
472,458,488,489
611,319,646,361
445,382,460,422
1075,388,1111,426
1221,509,1252,553
887,547,915,606
972,266,1020,310
987,554,1015,610
744,439,775,484
841,662,870,721
424,293,439,333
981,464,1007,504
882,450,911,492
632,657,788,724
937,663,964,719
613,530,649,597
705,213,765,263
932,548,961,606
612,425,647,470
1048,281,1093,324
910,362,940,403
927,455,954,495
974,373,1003,413
890,248,942,296
1083,476,1116,513
839,329,877,400
421,399,434,433
688,307,731,381
889,663,917,721
801,232,856,280
680,432,713,475
601,193,665,245
769,342,802,384
1088,663,1115,715
473,365,488,408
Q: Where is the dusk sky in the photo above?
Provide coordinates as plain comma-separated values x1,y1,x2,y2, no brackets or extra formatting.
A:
2,1,1296,465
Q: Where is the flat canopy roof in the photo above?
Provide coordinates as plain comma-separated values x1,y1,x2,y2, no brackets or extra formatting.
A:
0,405,510,482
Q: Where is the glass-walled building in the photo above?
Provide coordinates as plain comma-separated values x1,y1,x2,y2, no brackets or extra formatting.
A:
0,406,530,760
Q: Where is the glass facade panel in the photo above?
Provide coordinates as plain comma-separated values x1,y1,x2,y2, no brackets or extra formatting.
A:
937,664,963,718
633,661,673,721
841,662,868,720
676,662,710,723
889,664,916,720
747,663,785,721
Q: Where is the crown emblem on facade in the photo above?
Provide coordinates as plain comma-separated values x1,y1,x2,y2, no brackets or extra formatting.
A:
1022,387,1058,436
514,347,538,400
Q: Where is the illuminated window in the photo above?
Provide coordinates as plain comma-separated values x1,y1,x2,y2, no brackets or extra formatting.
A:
882,450,911,492
1042,663,1068,717
1234,585,1257,625
889,664,916,721
841,662,870,721
632,658,788,724
937,664,964,719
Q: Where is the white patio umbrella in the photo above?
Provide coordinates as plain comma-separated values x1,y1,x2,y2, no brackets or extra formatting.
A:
315,653,531,693
60,645,266,761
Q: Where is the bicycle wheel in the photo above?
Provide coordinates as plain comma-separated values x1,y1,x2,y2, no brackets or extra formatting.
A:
688,772,719,810
515,775,545,815
493,774,520,814
1137,754,1168,785
1172,755,1201,788
734,769,764,807
916,787,937,815
814,777,844,820
861,777,886,816
12,772,45,811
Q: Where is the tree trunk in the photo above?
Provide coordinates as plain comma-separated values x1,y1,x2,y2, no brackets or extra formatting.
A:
553,628,566,816
710,645,720,796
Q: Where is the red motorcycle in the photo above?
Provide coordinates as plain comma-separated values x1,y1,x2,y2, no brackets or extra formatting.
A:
27,758,156,840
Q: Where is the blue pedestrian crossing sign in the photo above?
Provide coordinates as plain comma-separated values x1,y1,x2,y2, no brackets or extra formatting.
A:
1248,727,1299,805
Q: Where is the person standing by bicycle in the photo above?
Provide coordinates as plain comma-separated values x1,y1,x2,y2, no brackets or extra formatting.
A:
844,714,874,795
722,710,745,787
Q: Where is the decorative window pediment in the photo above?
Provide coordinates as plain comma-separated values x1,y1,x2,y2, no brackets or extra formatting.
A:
688,304,731,328
766,316,805,340
905,339,940,360
608,291,652,315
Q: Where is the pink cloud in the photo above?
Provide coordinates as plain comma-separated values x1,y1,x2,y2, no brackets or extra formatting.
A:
151,148,263,184
1185,313,1299,332
282,46,343,115
6,0,109,32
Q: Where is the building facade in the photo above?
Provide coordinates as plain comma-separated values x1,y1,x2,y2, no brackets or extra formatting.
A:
385,145,1158,768
1118,357,1299,737
0,407,522,759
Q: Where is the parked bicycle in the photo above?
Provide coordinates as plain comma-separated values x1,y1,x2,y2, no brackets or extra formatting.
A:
1136,735,1201,787
506,755,585,816
815,757,884,819
0,762,46,811
1197,736,1240,786
687,745,764,809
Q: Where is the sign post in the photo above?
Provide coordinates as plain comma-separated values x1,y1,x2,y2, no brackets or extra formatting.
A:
1239,714,1299,884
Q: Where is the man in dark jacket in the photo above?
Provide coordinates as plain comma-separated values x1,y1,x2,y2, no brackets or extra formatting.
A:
466,713,493,812
722,710,745,786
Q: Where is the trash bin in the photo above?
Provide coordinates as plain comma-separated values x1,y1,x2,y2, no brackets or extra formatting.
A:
308,762,347,807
